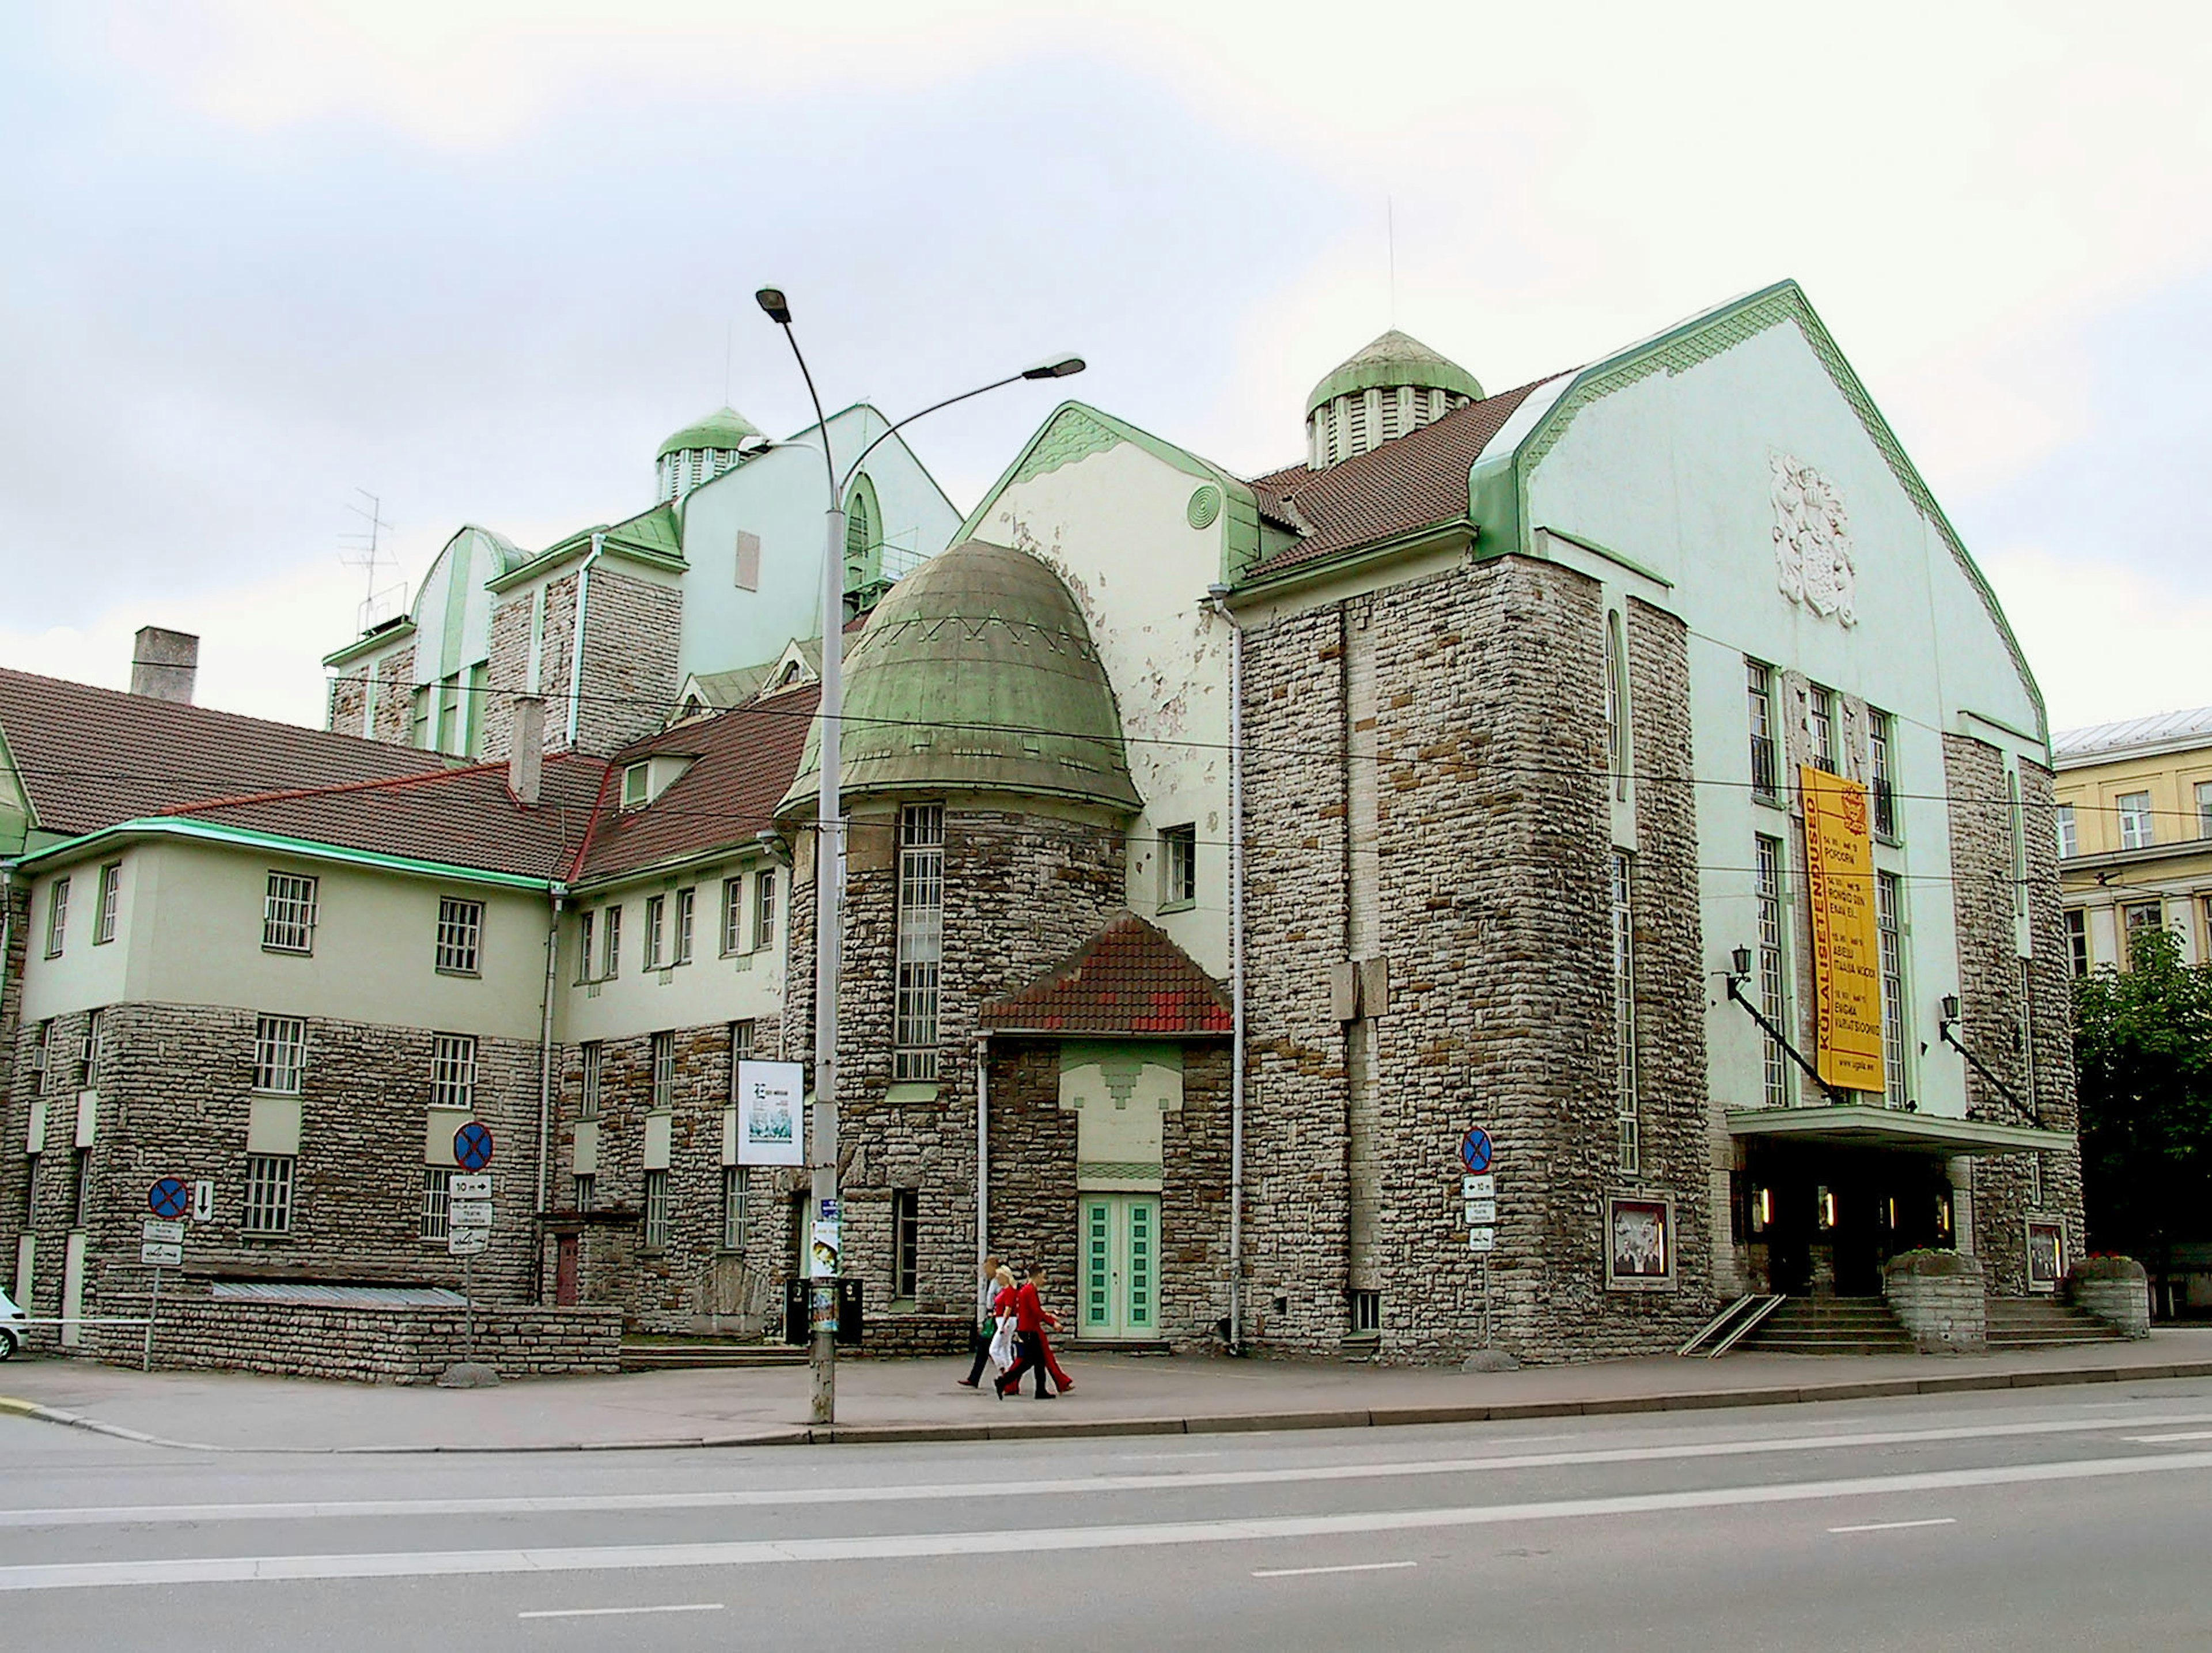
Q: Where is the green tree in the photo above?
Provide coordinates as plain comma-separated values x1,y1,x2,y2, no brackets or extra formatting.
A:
2074,926,2212,1308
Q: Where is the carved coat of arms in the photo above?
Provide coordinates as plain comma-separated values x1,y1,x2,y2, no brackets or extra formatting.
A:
1770,454,1857,626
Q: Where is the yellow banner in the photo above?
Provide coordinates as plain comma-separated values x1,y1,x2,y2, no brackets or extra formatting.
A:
1801,765,1885,1092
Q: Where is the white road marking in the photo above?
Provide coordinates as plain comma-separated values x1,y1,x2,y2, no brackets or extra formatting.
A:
5,1409,2207,1530
517,1602,723,1620
1252,1561,1417,1578
2125,1430,2212,1443
0,1450,2206,1594
1827,1517,1957,1534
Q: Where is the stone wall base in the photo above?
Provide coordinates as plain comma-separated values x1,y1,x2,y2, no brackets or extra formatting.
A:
2070,1259,2152,1338
1884,1250,1987,1353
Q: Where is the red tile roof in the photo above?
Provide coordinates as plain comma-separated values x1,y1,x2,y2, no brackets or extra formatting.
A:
0,666,442,839
577,683,820,884
1245,376,1560,576
979,913,1232,1037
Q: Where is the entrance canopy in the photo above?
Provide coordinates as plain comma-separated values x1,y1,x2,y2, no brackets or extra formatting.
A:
1727,1104,2071,1158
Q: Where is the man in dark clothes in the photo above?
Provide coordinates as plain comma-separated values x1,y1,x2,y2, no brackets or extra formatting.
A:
957,1254,999,1388
995,1264,1059,1399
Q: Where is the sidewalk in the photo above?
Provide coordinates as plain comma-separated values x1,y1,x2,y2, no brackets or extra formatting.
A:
6,1330,2211,1454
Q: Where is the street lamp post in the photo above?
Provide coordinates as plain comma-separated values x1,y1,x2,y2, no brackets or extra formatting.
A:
755,286,1081,1425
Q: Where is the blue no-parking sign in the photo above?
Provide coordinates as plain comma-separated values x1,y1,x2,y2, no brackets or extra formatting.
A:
1458,1126,1494,1176
147,1177,190,1219
453,1121,495,1172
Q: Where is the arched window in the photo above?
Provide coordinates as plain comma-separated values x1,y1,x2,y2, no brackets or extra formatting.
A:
843,473,882,596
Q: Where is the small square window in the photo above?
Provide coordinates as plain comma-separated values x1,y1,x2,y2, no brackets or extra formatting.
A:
573,1172,595,1212
435,897,484,975
622,762,649,810
1160,824,1196,910
254,1015,307,1095
1349,1288,1380,1336
262,872,319,954
420,1168,453,1240
243,1155,296,1235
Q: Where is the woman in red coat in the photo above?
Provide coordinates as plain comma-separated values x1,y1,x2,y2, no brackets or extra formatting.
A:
994,1264,1073,1397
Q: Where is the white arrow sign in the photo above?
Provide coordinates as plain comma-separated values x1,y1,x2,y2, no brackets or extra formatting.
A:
450,1174,493,1201
448,1228,489,1257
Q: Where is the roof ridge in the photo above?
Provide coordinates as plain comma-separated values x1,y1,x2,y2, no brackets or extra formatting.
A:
0,665,445,765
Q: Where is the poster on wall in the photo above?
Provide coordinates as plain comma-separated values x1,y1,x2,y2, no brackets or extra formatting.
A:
734,1060,805,1167
2025,1220,2066,1294
1801,765,1886,1092
1607,1196,1674,1289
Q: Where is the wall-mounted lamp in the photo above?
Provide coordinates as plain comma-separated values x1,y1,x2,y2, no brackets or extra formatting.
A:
1941,993,1961,1022
754,827,793,868
1730,945,1753,982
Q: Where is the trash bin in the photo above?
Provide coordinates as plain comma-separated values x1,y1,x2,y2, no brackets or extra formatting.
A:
836,1276,863,1348
783,1276,865,1346
783,1277,807,1346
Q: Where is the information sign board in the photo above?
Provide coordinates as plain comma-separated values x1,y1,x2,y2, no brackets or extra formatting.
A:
1463,1174,1495,1199
450,1200,495,1230
141,1241,183,1266
448,1228,489,1257
143,1219,185,1244
450,1174,493,1201
1468,1228,1498,1254
1465,1198,1498,1225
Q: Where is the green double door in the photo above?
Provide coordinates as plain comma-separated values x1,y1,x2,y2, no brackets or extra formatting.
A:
1080,1194,1158,1340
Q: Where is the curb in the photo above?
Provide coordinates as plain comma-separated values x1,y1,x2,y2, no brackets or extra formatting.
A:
6,1357,2210,1456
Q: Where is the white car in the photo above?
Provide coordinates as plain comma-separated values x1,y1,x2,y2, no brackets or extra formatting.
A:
0,1287,24,1359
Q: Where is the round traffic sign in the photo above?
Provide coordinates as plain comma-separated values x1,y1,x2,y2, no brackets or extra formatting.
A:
1458,1126,1494,1175
453,1121,495,1172
148,1177,190,1219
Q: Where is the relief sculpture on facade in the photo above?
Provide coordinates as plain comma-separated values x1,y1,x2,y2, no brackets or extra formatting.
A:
1771,453,1858,626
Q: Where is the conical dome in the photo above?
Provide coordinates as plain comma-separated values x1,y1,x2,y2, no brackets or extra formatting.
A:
1305,330,1483,469
778,541,1141,820
655,406,764,502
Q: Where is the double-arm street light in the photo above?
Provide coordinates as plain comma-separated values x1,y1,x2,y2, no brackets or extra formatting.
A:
755,286,1082,1425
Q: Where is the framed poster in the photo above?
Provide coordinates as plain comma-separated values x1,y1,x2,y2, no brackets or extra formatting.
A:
2025,1219,2065,1294
1607,1196,1675,1291
734,1060,805,1167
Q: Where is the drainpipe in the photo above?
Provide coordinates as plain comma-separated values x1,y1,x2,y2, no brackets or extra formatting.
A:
536,887,565,1232
1209,585,1247,1353
563,532,605,750
975,1032,991,1269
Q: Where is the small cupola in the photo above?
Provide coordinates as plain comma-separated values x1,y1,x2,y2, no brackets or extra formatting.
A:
656,406,766,503
1305,330,1483,469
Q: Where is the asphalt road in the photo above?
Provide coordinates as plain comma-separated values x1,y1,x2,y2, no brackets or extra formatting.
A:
6,1379,2211,1651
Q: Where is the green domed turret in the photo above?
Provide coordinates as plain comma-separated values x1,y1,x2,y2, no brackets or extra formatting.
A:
656,406,764,502
778,541,1141,819
1305,330,1483,468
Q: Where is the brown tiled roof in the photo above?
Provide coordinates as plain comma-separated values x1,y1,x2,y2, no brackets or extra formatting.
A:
161,755,609,882
577,683,820,884
1245,376,1560,576
0,666,442,839
979,913,1232,1037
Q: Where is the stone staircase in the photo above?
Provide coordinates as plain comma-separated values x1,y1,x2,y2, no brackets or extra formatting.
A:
1733,1296,1915,1356
619,1338,807,1372
1986,1296,2127,1350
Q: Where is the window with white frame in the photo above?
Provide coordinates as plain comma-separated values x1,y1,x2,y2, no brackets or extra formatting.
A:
730,1019,755,1065
253,1015,306,1094
420,1168,452,1240
1160,823,1196,909
1611,851,1639,1174
81,1009,105,1089
2199,781,2212,841
1877,872,1908,1108
673,888,695,965
577,910,594,982
894,805,945,1081
2055,803,2078,860
579,1041,601,1119
435,897,484,975
1869,709,1899,840
1755,834,1790,1109
1746,659,1778,800
721,876,744,955
430,1034,478,1110
95,863,120,945
32,1021,51,1095
2123,900,2164,963
642,1168,669,1249
600,905,622,979
651,1030,675,1110
262,872,319,954
1808,684,1836,773
622,762,649,810
2118,791,2154,851
753,869,777,951
721,1165,744,1250
2066,909,2090,977
44,877,68,958
241,1154,295,1235
1603,611,1628,802
643,894,666,969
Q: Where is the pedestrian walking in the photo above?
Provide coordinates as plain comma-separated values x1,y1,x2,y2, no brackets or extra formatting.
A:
957,1254,1000,1388
995,1264,1060,1399
987,1265,1019,1375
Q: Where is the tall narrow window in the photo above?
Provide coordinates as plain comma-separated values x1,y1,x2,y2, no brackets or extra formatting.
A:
410,686,432,750
242,1155,295,1235
44,877,69,958
1603,611,1628,802
437,673,462,755
262,872,319,954
435,897,484,975
721,876,744,955
2198,781,2212,840
643,894,666,969
577,910,595,984
652,1030,675,1110
600,905,622,979
642,1169,669,1249
420,1168,452,1240
2017,956,2037,1107
2117,791,2154,851
1869,709,1899,839
673,888,696,965
1611,851,1639,1174
891,1188,919,1300
2055,803,2078,860
463,663,488,758
2009,771,2027,919
1808,685,1836,773
430,1034,478,1110
2066,908,2090,977
722,1166,745,1250
1160,824,1197,909
94,863,120,945
81,1009,105,1090
1746,659,1778,800
730,1019,756,1065
71,1147,93,1228
1877,872,1908,1109
253,1015,306,1094
32,1022,51,1095
893,805,945,1081
753,869,777,951
1755,834,1790,1109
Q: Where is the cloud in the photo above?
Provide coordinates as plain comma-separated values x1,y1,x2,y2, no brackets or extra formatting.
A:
1983,543,2212,731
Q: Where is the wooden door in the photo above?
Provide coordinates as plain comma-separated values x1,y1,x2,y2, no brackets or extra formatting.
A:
1078,1194,1158,1340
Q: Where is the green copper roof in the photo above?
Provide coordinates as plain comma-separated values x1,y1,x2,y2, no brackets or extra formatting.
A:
656,406,763,460
1306,330,1483,417
779,541,1140,818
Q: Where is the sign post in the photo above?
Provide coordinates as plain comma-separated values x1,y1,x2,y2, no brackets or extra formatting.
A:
144,1178,191,1372
1457,1131,1499,1353
450,1125,495,1367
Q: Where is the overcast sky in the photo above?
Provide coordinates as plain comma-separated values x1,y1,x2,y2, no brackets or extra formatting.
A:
5,1,2209,735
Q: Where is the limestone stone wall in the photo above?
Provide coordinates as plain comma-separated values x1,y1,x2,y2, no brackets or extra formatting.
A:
1884,1249,1987,1353
479,588,535,763
574,569,682,755
372,647,415,745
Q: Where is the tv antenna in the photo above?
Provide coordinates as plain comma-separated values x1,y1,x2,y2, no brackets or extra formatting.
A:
339,490,406,630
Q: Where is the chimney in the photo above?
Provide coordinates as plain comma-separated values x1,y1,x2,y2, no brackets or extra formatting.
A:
130,627,199,704
509,695,545,806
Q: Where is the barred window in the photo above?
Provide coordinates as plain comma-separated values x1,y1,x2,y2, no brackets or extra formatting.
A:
573,1172,594,1212
1611,851,1639,1174
1746,659,1778,799
435,897,484,975
95,863,121,945
643,1168,669,1249
262,872,319,954
673,888,696,965
1877,872,1908,1109
893,805,945,1081
420,1167,452,1240
753,869,777,951
44,876,69,958
1755,834,1790,1109
651,1030,675,1110
254,1015,306,1094
242,1155,295,1235
721,1165,745,1250
721,876,744,955
579,1041,601,1119
643,894,666,970
430,1034,478,1110
1869,709,1899,841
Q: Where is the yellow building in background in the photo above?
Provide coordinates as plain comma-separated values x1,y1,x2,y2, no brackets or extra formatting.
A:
2053,707,2212,973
